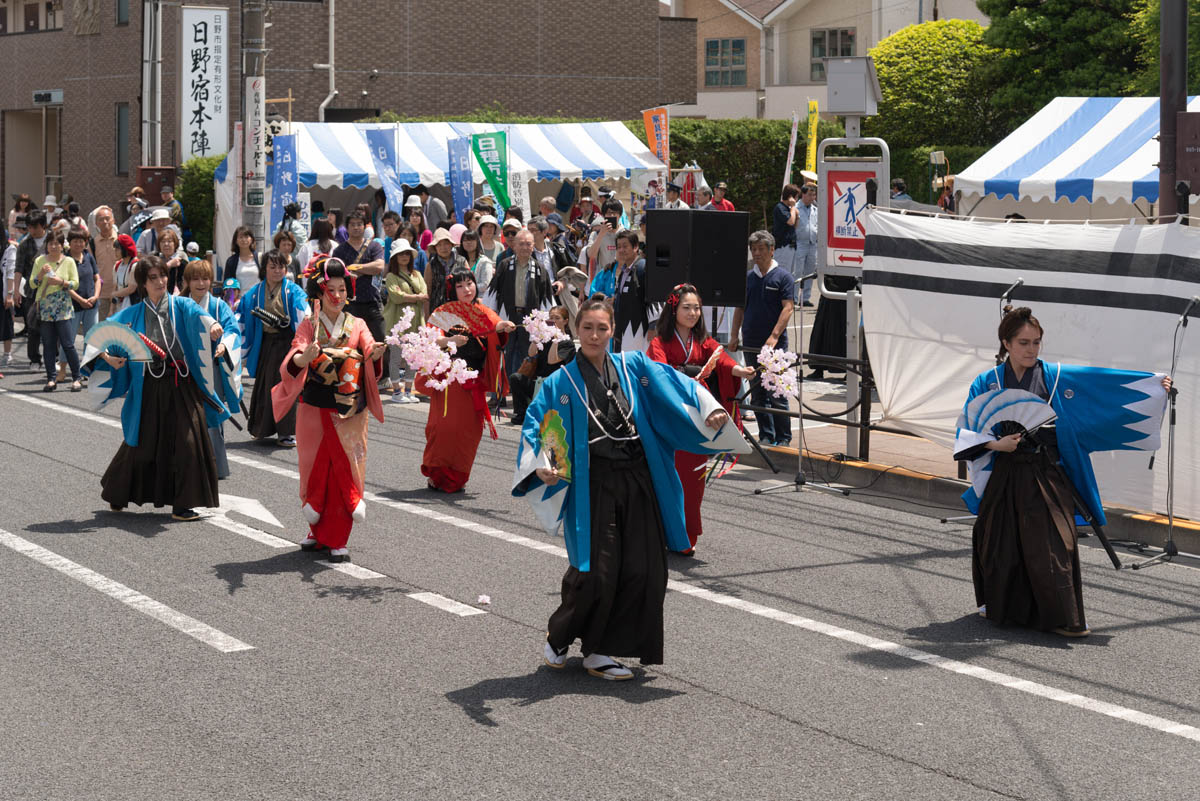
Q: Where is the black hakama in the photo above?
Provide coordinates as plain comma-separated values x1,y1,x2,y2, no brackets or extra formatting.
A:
547,453,668,664
972,446,1086,631
101,370,220,511
248,328,296,439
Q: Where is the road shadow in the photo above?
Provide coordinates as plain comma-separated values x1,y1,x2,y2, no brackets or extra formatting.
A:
446,666,684,727
313,584,410,603
211,549,327,594
374,487,482,506
25,510,116,535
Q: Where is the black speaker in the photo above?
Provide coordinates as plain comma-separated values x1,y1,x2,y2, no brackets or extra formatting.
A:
644,209,750,307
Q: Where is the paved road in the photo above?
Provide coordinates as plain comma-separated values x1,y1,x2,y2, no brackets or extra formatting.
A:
2,362,1199,801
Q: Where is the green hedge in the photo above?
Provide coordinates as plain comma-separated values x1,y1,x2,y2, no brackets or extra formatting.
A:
178,154,225,254
621,117,845,229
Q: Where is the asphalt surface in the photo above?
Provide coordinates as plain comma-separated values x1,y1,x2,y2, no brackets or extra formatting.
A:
2,359,1200,801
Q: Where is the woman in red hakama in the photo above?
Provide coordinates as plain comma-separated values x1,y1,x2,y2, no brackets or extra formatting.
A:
272,256,386,563
420,268,515,493
647,283,756,555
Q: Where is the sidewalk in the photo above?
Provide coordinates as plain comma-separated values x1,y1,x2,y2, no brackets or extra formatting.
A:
738,377,1200,560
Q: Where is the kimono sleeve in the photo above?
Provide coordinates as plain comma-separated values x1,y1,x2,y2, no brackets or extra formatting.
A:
625,351,746,457
1055,364,1167,453
954,371,998,514
512,374,571,536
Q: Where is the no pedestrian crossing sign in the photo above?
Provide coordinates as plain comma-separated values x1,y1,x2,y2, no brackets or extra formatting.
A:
825,170,873,270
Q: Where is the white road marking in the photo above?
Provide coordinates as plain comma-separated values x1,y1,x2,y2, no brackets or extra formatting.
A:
203,512,294,548
0,527,253,653
407,591,488,617
8,389,1200,742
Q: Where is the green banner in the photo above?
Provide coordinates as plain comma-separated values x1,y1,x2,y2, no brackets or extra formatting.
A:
471,132,510,210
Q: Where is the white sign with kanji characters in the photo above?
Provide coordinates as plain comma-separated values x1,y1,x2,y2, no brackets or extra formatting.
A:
180,6,229,160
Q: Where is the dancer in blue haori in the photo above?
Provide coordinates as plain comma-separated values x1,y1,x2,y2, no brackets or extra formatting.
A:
954,306,1169,637
513,295,748,680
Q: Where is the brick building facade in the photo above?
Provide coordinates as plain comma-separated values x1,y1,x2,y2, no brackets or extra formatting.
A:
0,1,696,215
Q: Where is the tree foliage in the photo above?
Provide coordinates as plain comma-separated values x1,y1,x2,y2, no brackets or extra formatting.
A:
1127,0,1200,95
177,154,226,254
865,20,1006,149
977,0,1141,129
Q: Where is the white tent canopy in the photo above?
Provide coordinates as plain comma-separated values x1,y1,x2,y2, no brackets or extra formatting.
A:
956,96,1200,220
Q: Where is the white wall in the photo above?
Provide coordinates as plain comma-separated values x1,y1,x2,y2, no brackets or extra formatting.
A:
675,90,760,119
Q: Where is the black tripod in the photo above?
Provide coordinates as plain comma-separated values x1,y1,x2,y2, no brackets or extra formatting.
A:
749,272,850,498
1127,296,1196,569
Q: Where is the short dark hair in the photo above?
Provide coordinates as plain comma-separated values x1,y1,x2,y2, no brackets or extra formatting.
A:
272,229,297,251
44,230,66,249
382,210,402,225
134,254,165,288
601,199,623,216
781,184,801,202
614,229,639,249
891,178,907,193
505,206,525,223
67,226,90,243
261,248,289,280
345,210,366,226
26,211,47,229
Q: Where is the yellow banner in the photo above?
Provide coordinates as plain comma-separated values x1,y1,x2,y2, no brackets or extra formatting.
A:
805,100,819,174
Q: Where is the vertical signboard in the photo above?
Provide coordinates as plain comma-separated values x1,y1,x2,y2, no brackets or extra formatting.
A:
471,131,510,209
825,169,874,270
243,76,266,206
269,134,298,234
180,6,229,159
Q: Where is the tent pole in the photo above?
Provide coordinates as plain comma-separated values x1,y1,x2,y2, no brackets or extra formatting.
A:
1158,0,1187,220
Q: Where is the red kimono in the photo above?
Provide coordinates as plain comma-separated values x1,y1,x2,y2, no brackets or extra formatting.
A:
272,312,384,550
418,303,507,492
647,332,741,547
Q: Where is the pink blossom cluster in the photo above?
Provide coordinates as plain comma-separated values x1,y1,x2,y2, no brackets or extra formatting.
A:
522,309,570,351
386,308,479,391
756,346,800,400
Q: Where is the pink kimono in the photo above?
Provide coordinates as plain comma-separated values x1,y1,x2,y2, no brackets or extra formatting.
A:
272,312,384,550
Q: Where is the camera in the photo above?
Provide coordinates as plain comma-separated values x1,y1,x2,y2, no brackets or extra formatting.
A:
605,216,620,231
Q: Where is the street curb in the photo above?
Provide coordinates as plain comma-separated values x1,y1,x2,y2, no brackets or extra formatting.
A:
744,443,1200,560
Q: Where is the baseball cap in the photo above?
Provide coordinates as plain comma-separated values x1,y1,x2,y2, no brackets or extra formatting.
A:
501,218,523,231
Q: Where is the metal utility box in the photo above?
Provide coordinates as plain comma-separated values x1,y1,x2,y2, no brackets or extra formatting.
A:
824,57,881,117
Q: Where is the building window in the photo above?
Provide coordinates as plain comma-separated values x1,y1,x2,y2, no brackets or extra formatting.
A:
44,0,61,30
704,38,747,87
811,28,856,82
115,103,129,176
116,0,128,25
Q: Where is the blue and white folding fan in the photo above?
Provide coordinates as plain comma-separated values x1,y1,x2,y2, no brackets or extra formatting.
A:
964,388,1057,439
80,320,160,369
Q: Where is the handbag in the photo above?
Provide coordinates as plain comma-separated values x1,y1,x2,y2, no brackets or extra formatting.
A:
516,356,537,379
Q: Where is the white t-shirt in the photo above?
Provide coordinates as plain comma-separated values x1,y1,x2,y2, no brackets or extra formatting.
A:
236,256,260,293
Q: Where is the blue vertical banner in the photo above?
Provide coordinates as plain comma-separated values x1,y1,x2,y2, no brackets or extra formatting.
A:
447,136,474,224
365,127,406,212
269,134,298,234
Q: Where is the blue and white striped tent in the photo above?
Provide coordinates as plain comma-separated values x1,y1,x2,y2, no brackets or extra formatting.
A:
288,121,664,188
958,96,1200,206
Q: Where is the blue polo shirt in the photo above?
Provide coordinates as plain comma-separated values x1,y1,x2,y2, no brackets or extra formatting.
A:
742,261,794,349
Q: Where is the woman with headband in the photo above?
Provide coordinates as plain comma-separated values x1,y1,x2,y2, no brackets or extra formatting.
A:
272,255,386,563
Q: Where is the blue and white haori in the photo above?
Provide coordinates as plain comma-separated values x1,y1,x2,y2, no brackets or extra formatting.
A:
955,361,1167,526
82,295,231,447
512,350,749,571
237,278,309,378
195,292,243,417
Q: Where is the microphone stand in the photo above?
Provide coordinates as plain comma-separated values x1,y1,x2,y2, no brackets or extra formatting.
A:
756,272,849,498
1128,296,1196,569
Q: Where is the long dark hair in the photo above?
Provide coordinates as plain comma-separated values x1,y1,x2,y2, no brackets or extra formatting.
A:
309,218,335,254
655,283,707,342
231,224,255,254
997,305,1043,362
